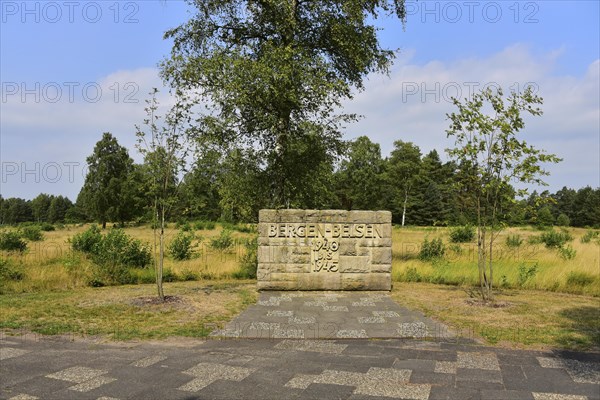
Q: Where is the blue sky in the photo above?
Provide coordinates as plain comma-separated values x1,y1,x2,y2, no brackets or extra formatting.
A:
1,0,599,200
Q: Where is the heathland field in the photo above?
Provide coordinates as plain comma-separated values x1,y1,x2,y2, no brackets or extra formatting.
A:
1,224,598,296
1,223,598,349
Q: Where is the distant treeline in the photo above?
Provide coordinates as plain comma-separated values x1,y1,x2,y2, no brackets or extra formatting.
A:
1,135,599,228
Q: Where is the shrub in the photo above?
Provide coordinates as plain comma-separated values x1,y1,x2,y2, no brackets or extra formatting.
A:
39,222,56,231
527,235,543,245
419,237,445,261
566,272,595,287
195,221,216,231
558,245,577,260
71,225,102,253
162,268,177,282
211,229,233,250
556,213,570,227
540,230,573,248
122,238,152,268
0,231,27,252
234,236,258,279
179,269,199,281
580,230,599,244
404,267,422,282
449,225,475,243
20,226,43,241
505,234,523,248
518,263,538,287
0,258,24,282
168,231,197,261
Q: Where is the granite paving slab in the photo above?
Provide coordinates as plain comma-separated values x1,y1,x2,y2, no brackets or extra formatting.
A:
211,291,454,339
1,332,599,400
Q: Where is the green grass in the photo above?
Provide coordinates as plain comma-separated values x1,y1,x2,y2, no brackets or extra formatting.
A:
391,282,600,351
0,281,257,340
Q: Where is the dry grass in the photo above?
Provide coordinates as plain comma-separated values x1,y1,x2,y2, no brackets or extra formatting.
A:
0,280,257,340
391,226,600,296
1,224,252,293
391,282,600,351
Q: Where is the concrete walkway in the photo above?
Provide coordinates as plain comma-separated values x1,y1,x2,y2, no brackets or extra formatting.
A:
1,292,599,399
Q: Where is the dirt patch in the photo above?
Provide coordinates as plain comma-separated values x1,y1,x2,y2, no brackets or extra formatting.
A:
130,295,184,307
464,299,513,308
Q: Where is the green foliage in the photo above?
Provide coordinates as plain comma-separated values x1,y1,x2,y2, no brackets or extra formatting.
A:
566,272,595,287
558,245,577,260
168,231,197,261
449,225,475,243
527,235,543,245
234,236,258,279
39,222,56,231
505,234,523,248
0,231,27,252
419,237,445,261
518,263,538,287
404,267,423,282
0,258,24,282
20,226,43,241
580,230,599,244
211,229,234,250
70,225,102,253
92,229,151,269
445,86,561,300
536,206,555,227
556,213,570,227
162,1,408,208
78,132,136,228
540,230,573,248
72,227,151,286
194,221,216,231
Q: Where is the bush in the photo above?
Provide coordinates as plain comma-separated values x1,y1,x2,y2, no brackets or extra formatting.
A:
518,263,538,287
0,231,27,252
179,269,199,281
419,237,445,261
39,222,56,231
168,231,197,261
558,245,577,260
404,267,422,282
566,272,595,287
211,229,234,250
580,230,599,244
449,225,475,243
540,230,573,248
505,234,523,248
556,213,570,227
195,221,216,231
234,236,258,279
20,226,43,241
0,258,24,282
71,225,102,253
527,235,543,245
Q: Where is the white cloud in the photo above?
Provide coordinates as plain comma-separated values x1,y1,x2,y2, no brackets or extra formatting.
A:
344,44,600,191
1,45,599,200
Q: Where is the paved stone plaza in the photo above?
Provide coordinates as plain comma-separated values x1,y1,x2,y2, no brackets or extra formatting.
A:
1,292,599,399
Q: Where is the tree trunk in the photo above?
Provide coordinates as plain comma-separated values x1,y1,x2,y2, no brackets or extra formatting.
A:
102,220,106,229
401,190,408,227
157,207,165,301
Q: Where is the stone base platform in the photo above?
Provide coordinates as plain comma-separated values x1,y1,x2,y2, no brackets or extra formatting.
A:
211,292,454,339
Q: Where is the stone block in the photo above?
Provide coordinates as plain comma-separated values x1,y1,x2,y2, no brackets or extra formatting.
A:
258,209,392,291
371,248,392,264
338,256,370,273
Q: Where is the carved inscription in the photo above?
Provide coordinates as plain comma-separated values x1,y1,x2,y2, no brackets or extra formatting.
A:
268,223,382,239
311,238,339,272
